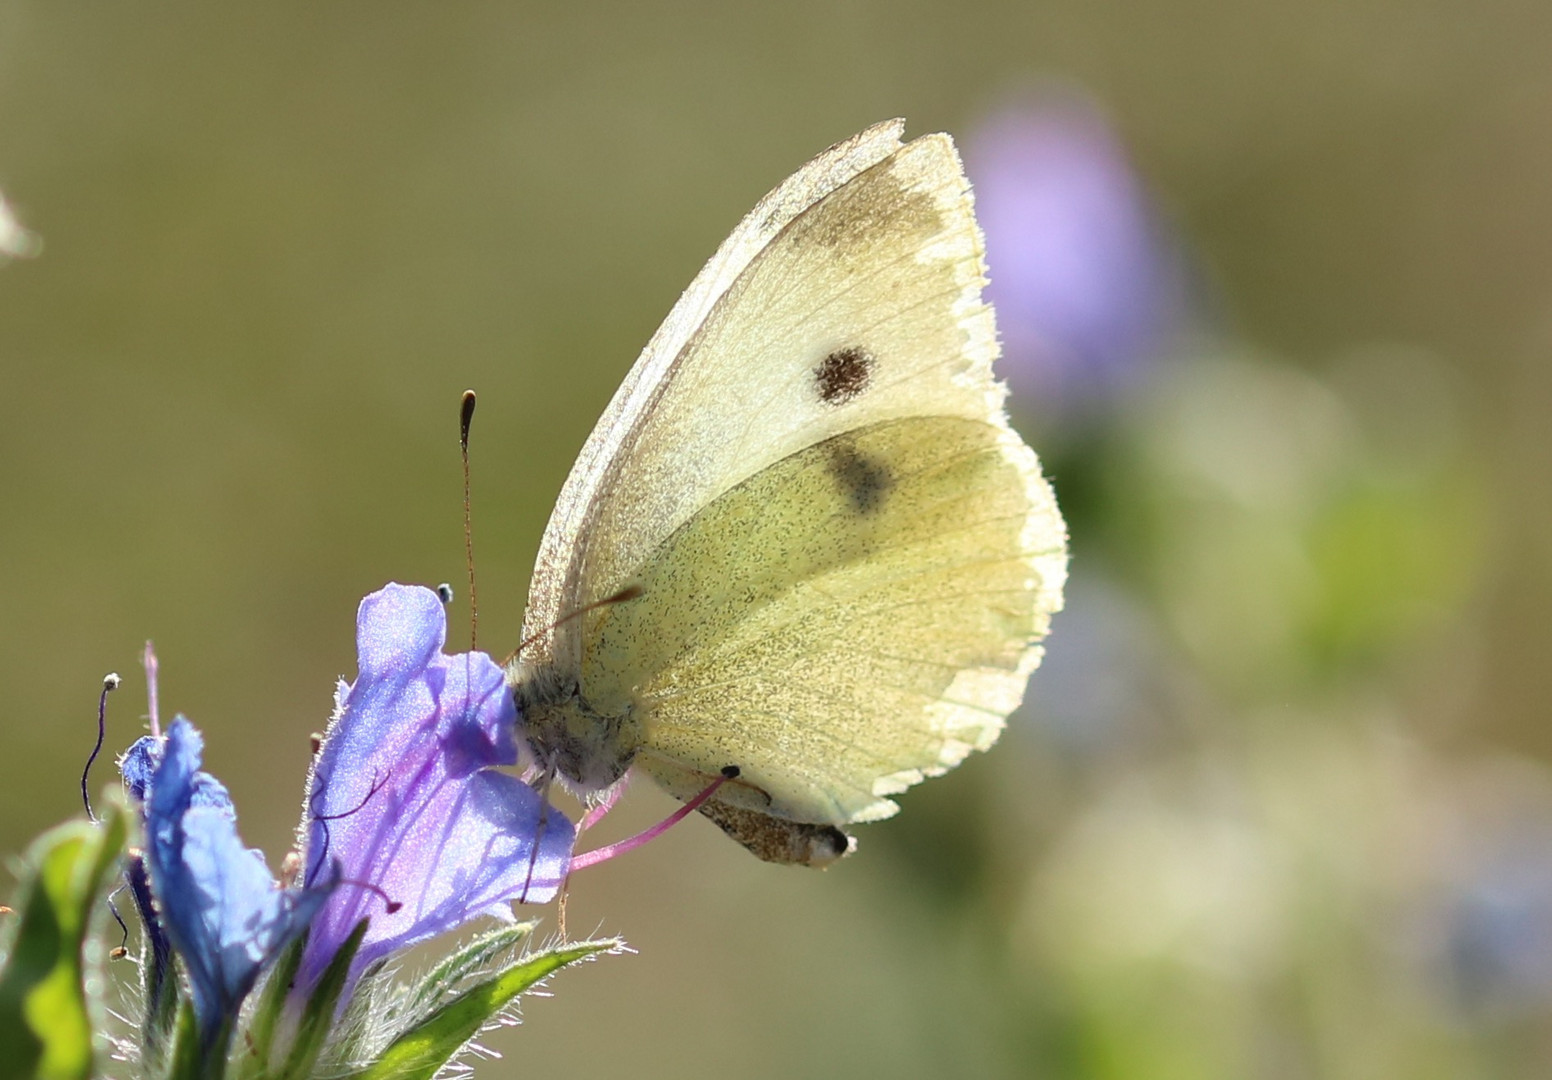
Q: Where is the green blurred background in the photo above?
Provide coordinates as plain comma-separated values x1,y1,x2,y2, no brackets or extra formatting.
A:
3,2,1550,1077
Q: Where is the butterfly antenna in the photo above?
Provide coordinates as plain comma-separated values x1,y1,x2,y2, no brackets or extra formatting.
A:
504,584,644,667
460,389,480,652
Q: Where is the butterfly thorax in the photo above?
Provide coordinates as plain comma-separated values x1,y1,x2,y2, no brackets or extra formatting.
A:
507,658,640,793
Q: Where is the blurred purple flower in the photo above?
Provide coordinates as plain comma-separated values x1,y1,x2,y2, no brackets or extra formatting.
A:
967,89,1181,416
1018,572,1159,756
1440,820,1552,1019
297,584,575,995
133,718,331,1043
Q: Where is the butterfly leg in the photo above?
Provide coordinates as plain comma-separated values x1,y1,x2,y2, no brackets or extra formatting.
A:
578,772,632,834
518,767,558,906
555,771,632,938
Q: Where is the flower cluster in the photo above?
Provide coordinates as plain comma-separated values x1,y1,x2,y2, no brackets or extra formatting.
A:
0,583,609,1080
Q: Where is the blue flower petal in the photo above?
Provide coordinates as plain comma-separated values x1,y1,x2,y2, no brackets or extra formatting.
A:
298,583,574,992
119,735,161,803
145,718,330,1039
123,732,233,813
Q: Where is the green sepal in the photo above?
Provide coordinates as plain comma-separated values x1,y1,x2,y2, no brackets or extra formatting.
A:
163,1000,204,1080
128,858,180,1066
165,997,237,1080
0,801,129,1080
321,956,387,1074
139,915,181,1061
401,921,537,1023
274,918,367,1080
233,929,307,1080
345,938,621,1080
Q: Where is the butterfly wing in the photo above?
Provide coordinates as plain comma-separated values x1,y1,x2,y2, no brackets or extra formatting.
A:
515,122,1067,863
521,120,915,672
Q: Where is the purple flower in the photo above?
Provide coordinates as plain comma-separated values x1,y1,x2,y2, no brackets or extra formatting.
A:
135,718,331,1042
967,88,1181,418
297,584,575,994
1436,816,1552,1019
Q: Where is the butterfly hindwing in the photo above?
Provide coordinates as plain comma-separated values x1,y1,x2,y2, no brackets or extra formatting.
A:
587,416,1060,833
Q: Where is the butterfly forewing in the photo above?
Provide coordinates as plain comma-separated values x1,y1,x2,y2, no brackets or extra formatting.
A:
521,120,912,673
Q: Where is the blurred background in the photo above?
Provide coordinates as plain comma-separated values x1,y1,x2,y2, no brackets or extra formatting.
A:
1,2,1549,1077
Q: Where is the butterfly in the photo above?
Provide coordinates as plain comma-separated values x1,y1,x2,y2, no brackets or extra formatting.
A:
508,119,1067,866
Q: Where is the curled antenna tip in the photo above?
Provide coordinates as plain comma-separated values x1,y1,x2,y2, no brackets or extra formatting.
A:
437,583,454,604
460,390,480,649
721,765,741,779
308,732,323,756
110,946,128,960
459,390,477,448
103,672,121,690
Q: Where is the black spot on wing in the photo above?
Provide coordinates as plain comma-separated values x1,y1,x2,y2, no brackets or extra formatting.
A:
826,443,893,514
814,346,874,405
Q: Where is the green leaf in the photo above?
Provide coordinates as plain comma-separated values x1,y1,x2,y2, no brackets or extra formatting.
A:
0,804,128,1080
274,918,368,1080
347,938,620,1080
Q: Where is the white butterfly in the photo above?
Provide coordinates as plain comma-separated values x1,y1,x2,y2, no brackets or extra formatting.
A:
509,120,1067,865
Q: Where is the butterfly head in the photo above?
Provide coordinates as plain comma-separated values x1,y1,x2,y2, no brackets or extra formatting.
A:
508,657,639,795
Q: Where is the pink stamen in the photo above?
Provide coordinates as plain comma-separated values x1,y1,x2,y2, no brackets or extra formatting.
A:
81,672,120,822
142,641,160,737
337,877,402,915
579,775,631,834
570,767,738,872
